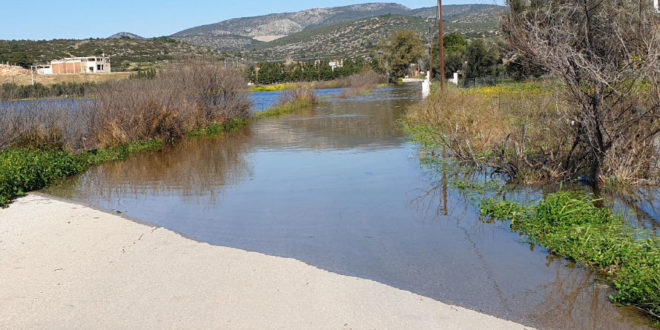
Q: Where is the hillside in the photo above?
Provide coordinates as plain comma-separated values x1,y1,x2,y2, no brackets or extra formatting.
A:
411,4,505,19
246,12,501,61
171,3,505,52
248,15,429,61
172,3,410,49
0,37,219,71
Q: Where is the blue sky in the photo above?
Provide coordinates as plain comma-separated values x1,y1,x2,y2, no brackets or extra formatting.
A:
0,0,504,40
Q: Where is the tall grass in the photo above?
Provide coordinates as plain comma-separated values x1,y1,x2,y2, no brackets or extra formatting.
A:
406,82,660,184
481,191,660,318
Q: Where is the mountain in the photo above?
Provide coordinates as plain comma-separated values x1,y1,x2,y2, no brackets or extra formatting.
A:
171,3,505,53
172,3,411,50
246,9,503,61
108,32,144,39
248,15,431,61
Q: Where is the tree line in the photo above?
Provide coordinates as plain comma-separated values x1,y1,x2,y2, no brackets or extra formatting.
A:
246,59,370,85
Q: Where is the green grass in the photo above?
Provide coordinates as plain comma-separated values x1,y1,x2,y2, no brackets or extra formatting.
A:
185,118,249,137
481,191,660,318
84,138,164,166
0,148,88,207
249,83,300,92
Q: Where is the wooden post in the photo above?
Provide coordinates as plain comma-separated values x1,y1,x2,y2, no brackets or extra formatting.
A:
438,0,445,91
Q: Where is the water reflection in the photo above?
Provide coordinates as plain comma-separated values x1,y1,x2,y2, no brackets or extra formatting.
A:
48,128,254,207
44,85,652,329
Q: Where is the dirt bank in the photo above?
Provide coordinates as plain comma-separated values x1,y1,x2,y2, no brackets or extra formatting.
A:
0,194,532,329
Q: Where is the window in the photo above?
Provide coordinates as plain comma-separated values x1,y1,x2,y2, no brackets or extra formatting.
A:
97,65,102,71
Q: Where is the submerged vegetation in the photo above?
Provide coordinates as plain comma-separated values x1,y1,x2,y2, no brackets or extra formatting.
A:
253,88,319,119
337,70,382,98
406,81,577,183
481,192,660,318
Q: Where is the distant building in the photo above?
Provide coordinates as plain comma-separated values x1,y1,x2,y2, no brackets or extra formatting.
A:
37,56,111,75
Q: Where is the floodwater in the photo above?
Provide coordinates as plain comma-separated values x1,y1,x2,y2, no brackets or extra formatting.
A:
45,86,652,329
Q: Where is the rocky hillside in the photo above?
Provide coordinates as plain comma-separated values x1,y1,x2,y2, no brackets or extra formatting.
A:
171,3,505,52
172,3,410,48
246,11,502,61
411,4,505,19
247,15,430,61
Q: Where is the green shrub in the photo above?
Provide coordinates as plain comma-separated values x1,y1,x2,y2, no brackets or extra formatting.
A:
0,148,88,207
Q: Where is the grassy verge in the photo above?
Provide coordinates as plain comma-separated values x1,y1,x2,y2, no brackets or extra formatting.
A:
481,192,659,318
0,148,88,207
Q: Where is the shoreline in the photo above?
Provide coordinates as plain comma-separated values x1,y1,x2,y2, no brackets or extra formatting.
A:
0,194,532,329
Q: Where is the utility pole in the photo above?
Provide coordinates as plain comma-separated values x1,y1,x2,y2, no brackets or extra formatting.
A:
437,0,445,91
30,65,35,86
429,24,433,82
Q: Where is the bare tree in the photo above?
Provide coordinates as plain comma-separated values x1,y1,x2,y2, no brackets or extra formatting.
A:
502,0,660,183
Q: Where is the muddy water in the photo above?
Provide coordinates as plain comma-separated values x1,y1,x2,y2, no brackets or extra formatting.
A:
45,86,651,329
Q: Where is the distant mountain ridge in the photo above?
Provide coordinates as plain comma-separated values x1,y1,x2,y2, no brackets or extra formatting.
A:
108,32,144,39
171,3,505,51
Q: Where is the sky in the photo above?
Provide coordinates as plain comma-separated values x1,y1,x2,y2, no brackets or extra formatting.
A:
0,0,504,40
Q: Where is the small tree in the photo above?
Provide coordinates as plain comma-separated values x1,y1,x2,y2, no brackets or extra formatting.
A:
503,0,660,182
378,30,425,79
431,33,469,78
462,39,500,80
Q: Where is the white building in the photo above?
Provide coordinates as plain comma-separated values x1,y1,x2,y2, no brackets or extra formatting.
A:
39,56,111,75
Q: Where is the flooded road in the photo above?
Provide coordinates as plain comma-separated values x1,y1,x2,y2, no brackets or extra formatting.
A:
45,86,651,329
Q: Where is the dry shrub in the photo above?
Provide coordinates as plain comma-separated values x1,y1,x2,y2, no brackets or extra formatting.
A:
0,101,94,150
92,61,250,147
410,83,660,184
0,61,251,151
277,88,318,106
338,71,382,98
502,1,660,183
